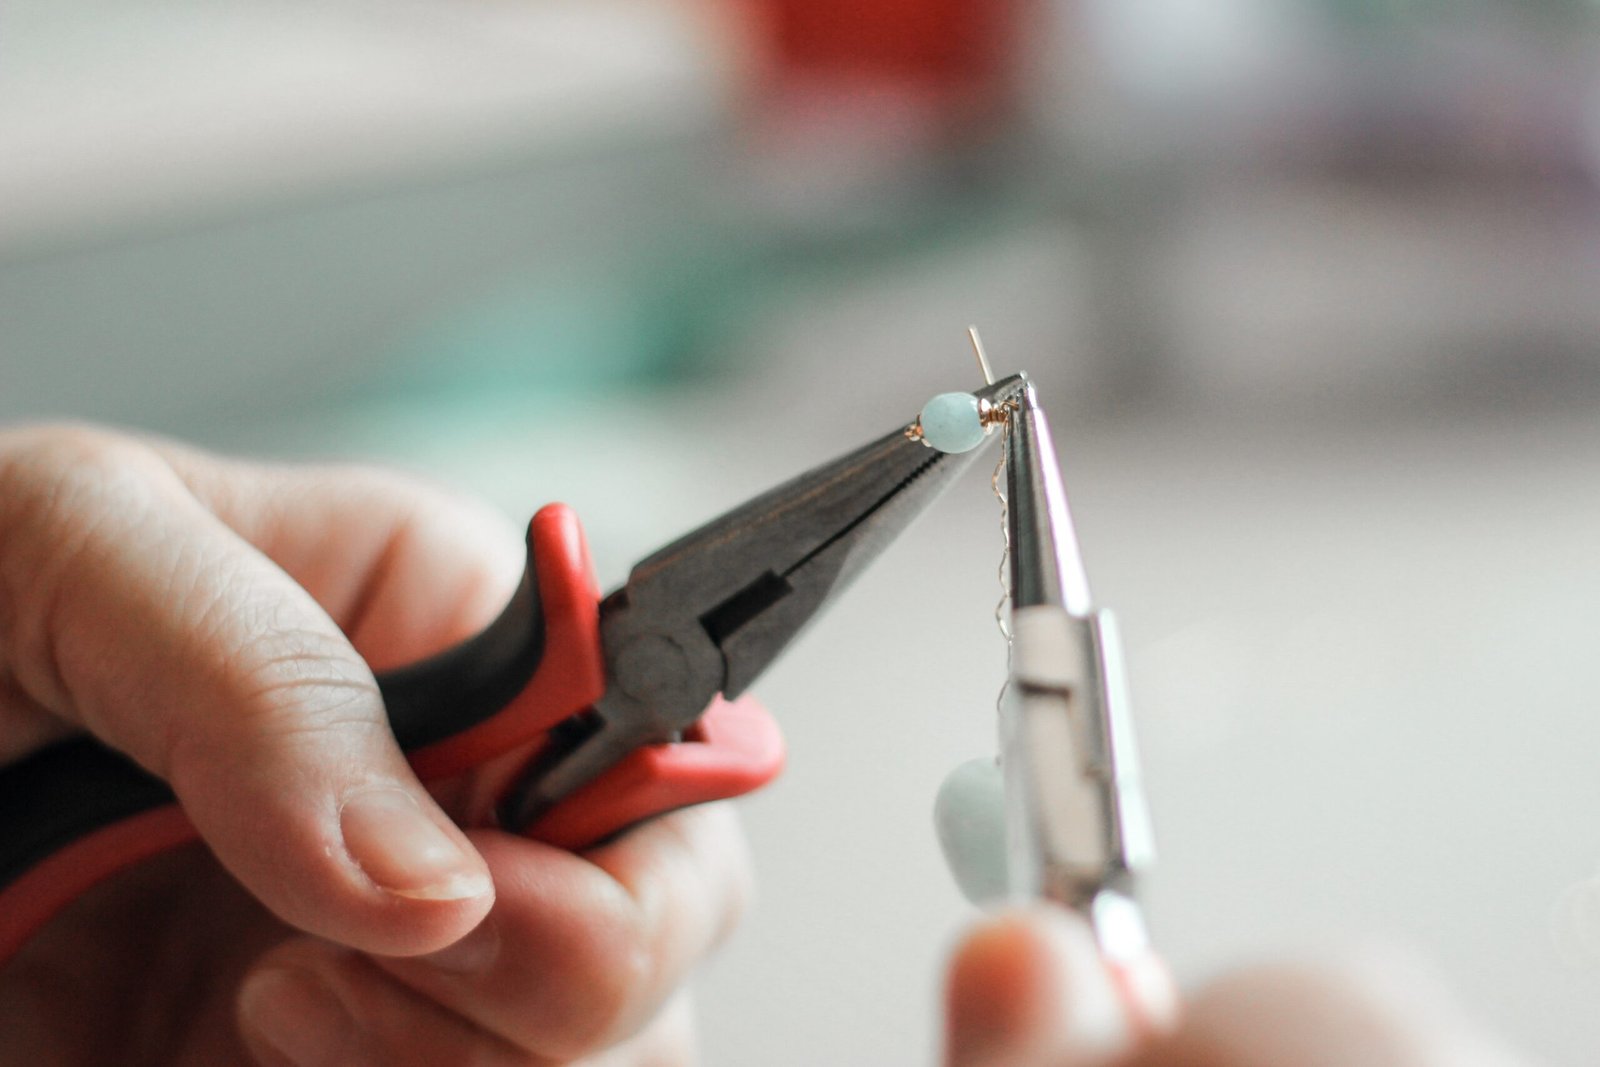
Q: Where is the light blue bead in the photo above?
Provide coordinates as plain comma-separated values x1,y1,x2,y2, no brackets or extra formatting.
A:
919,392,986,453
934,757,1010,905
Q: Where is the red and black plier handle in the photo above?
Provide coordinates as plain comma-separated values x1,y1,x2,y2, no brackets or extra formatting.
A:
0,504,783,967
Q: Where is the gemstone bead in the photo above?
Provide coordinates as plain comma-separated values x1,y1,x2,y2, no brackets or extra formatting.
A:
934,756,1009,905
918,392,987,453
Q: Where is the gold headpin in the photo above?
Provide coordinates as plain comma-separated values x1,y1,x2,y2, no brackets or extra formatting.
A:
968,325,996,385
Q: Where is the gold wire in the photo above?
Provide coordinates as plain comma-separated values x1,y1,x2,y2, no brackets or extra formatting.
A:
992,424,1011,639
992,415,1014,718
985,415,1011,633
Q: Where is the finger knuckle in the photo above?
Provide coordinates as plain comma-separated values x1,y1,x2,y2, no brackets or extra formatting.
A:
162,622,383,788
0,424,167,501
579,955,654,1058
649,807,754,951
328,465,517,546
225,658,383,749
0,425,175,708
690,807,754,946
305,463,455,519
545,893,655,1060
0,425,174,569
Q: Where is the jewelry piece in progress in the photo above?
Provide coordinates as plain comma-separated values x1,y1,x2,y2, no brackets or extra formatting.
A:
931,328,1019,905
905,327,1013,454
932,345,1157,970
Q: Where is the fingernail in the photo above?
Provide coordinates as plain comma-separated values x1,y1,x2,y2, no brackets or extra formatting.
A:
339,788,490,901
420,916,501,975
238,967,355,1067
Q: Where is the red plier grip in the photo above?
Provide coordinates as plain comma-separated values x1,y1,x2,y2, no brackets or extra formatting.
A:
0,504,785,967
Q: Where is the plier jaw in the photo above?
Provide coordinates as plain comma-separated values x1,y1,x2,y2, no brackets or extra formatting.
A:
619,372,1027,697
1001,379,1156,962
499,375,1029,833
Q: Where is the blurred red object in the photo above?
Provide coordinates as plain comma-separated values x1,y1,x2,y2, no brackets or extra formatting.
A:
739,0,1024,123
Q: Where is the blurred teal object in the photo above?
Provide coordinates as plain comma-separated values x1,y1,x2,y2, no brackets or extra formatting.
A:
386,271,681,397
376,187,1030,405
378,228,762,400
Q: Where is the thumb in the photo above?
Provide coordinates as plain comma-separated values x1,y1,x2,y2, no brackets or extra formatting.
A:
0,429,492,956
945,907,1135,1067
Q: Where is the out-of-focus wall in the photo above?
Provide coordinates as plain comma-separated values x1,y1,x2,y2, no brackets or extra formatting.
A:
15,0,1600,433
0,0,739,437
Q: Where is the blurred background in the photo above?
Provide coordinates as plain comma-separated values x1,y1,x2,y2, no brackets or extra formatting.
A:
7,0,1600,1061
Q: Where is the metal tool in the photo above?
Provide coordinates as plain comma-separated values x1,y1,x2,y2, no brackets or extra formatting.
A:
0,376,1025,967
1001,377,1156,962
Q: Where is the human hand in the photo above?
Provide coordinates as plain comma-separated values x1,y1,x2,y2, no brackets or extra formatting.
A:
943,907,1530,1067
0,425,749,1065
